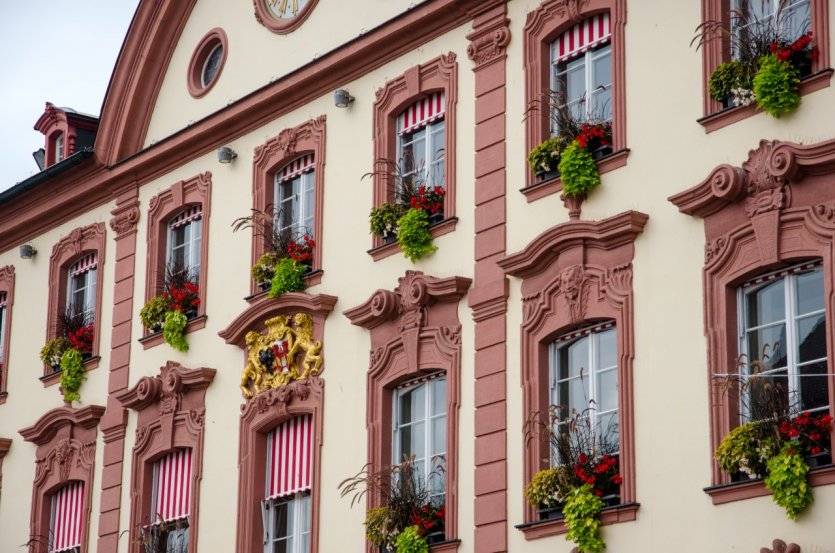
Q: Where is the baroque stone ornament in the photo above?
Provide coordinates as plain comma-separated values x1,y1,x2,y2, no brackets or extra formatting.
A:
761,540,801,553
253,0,318,34
554,0,592,21
743,141,790,218
558,265,589,324
466,12,510,68
109,203,140,235
239,313,323,398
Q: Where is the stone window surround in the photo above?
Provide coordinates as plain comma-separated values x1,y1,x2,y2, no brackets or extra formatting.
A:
19,405,106,553
499,211,647,539
696,0,832,133
116,361,216,553
369,53,458,260
251,116,326,294
669,138,835,504
141,172,212,349
43,223,107,385
345,271,471,552
218,291,337,553
522,0,628,201
186,28,228,99
0,265,14,403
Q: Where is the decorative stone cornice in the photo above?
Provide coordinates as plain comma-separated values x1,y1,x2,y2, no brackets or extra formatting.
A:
117,361,215,413
19,405,106,446
466,5,510,68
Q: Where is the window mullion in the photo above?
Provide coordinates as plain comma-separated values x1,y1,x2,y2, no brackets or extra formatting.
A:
585,49,593,120
589,332,598,432
786,274,800,402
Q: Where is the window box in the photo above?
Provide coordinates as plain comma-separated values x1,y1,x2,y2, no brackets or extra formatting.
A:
537,504,563,521
516,502,639,540
520,149,629,203
534,168,560,183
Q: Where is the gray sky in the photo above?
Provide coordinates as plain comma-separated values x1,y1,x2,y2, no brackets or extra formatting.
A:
0,1,139,191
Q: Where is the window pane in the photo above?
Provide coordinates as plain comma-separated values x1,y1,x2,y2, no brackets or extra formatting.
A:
432,379,446,417
597,368,618,412
558,337,589,380
782,0,811,39
800,361,828,411
399,385,426,425
274,501,292,538
597,411,619,450
300,494,311,532
796,313,826,363
596,329,617,368
592,49,612,90
590,87,612,122
431,417,446,457
746,280,785,327
399,421,426,461
558,376,589,416
565,64,586,103
795,269,824,315
746,324,788,370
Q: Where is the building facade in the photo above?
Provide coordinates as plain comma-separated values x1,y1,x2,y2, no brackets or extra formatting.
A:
0,1,834,552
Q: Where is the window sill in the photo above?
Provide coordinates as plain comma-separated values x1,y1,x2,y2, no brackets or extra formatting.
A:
704,463,835,505
429,539,460,552
698,68,834,134
138,315,208,350
367,217,458,262
515,502,639,541
244,269,324,304
520,149,630,203
0,391,7,405
40,355,100,388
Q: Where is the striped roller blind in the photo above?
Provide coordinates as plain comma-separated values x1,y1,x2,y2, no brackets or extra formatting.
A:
69,253,97,277
169,205,202,229
266,415,313,499
398,92,445,136
552,13,611,64
50,481,84,552
277,154,315,183
152,449,192,522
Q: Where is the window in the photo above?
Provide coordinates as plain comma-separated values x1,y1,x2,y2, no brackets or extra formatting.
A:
262,415,313,553
551,323,619,460
67,254,97,324
275,155,315,239
54,133,65,164
187,28,228,98
201,43,223,88
731,0,810,54
738,262,827,418
49,481,85,553
145,450,192,553
392,376,447,504
0,293,6,377
550,14,612,129
397,93,446,199
167,206,202,284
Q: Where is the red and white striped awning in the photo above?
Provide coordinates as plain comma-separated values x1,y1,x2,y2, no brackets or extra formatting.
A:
277,154,315,184
169,205,202,229
555,321,615,344
266,415,313,499
742,261,821,288
399,92,445,136
69,253,97,277
51,481,84,552
552,13,611,64
153,449,192,522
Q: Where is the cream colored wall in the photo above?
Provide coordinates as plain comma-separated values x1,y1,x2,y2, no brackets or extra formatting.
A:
0,201,116,552
143,0,428,147
503,0,835,552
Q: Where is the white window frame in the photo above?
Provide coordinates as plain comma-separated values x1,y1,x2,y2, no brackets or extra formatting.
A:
201,43,223,88
731,0,811,57
737,261,828,419
392,375,447,504
549,323,619,464
54,133,65,163
67,266,96,324
167,216,202,280
274,170,315,239
396,118,446,196
0,296,6,366
261,492,311,553
550,43,612,136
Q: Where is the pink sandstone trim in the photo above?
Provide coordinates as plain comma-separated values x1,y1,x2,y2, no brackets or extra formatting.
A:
186,28,228,99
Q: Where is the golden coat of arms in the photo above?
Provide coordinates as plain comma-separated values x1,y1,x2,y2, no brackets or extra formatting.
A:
239,313,322,398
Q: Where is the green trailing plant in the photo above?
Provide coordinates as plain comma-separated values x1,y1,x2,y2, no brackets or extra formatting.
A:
394,525,428,553
563,484,605,553
558,141,601,198
525,467,564,508
40,337,70,369
765,444,813,520
715,421,773,479
528,136,566,175
269,257,307,298
370,202,408,239
139,296,169,332
251,251,282,286
396,209,437,263
709,60,751,102
365,506,395,548
753,54,801,117
59,348,86,403
163,310,189,352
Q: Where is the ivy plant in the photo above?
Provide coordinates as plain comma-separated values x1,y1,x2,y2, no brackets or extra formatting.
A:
765,444,813,520
558,141,601,199
753,54,801,118
139,295,169,332
370,202,408,239
59,348,86,403
394,525,428,553
563,484,605,553
525,467,563,507
397,208,437,263
709,60,750,102
163,310,189,352
269,257,307,298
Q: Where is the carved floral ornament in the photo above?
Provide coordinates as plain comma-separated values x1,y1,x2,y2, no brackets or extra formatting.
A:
239,313,323,399
761,540,801,553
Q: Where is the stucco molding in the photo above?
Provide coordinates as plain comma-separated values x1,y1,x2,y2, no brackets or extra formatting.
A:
345,271,470,550
117,362,214,553
109,203,140,236
523,0,628,189
501,212,646,525
251,116,326,290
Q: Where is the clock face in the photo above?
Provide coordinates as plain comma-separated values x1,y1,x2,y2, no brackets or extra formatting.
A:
266,0,311,20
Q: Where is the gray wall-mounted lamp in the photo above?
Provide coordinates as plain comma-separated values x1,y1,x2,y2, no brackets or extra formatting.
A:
334,89,355,108
218,146,237,164
19,244,37,259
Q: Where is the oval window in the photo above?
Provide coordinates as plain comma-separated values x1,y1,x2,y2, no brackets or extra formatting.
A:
201,43,223,88
187,28,228,98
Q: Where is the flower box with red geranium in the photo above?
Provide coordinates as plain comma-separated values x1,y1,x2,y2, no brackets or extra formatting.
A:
139,266,201,352
409,185,446,226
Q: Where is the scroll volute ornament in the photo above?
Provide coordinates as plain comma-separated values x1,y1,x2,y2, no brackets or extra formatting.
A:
239,313,323,398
